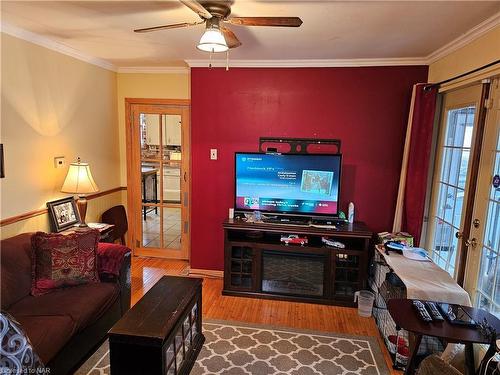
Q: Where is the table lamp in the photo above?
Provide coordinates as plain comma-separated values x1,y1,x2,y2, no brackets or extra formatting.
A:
61,157,99,227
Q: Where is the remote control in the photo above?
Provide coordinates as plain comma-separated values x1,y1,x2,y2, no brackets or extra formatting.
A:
425,301,444,321
412,300,432,322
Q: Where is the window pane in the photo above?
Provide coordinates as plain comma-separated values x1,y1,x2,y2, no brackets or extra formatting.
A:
444,187,455,224
453,188,465,228
448,149,462,186
478,248,496,299
440,147,452,182
458,150,470,189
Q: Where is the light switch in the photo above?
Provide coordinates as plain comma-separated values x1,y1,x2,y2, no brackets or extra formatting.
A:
210,149,218,160
54,156,66,168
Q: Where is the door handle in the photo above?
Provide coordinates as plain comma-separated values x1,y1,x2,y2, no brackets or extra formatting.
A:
473,219,480,228
455,231,464,239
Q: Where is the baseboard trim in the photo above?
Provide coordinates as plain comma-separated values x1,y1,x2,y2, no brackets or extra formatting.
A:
0,187,127,227
188,268,224,278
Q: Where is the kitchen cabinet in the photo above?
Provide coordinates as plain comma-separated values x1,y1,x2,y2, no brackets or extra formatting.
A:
163,115,182,146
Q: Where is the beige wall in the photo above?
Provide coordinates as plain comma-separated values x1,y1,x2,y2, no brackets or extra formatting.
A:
1,33,121,229
428,25,500,83
116,72,190,185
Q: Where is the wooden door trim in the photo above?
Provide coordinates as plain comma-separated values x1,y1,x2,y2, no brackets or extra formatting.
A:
125,99,191,260
456,82,491,285
125,98,190,106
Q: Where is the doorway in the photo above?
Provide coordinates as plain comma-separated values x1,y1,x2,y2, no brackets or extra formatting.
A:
426,84,483,277
126,99,190,260
426,77,500,314
464,78,500,311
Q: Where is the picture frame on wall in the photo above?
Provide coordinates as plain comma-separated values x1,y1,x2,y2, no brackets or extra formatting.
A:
47,197,81,232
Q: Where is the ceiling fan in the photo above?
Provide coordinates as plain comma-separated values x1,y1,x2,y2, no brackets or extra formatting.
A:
134,0,303,53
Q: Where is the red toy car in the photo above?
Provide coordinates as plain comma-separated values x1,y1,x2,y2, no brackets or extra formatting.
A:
280,234,308,246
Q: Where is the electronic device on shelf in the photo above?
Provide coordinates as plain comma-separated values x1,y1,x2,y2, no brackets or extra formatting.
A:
262,216,310,225
234,152,342,221
425,301,445,321
412,300,433,322
437,303,477,327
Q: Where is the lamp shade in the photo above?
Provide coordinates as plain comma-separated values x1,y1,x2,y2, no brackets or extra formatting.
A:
197,28,228,53
61,159,99,195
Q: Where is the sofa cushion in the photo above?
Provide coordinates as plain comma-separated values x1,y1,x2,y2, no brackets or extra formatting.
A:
8,282,119,332
1,233,34,309
31,230,100,296
14,314,76,364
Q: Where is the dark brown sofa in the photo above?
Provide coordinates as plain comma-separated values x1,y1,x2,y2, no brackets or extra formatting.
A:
1,233,131,375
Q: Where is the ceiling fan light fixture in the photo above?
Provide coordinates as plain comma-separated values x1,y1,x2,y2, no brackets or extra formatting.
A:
197,27,228,53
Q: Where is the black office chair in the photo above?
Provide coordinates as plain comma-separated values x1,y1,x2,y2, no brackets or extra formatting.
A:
101,205,128,245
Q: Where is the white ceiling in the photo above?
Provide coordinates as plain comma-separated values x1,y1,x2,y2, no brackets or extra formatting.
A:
1,1,499,69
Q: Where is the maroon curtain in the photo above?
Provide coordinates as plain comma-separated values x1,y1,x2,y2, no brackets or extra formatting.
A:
402,84,438,246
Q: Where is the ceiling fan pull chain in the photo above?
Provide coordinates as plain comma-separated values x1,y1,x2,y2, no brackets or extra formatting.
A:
209,49,213,68
226,50,229,71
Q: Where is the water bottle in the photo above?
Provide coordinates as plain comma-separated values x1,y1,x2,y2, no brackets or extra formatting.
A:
348,202,355,223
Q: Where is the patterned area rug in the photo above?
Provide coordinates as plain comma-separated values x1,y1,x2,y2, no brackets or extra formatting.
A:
76,320,390,375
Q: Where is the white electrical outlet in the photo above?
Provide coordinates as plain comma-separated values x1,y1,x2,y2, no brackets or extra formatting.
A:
210,149,218,160
54,156,66,168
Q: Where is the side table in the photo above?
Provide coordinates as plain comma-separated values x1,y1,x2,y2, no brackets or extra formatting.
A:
388,298,500,375
59,223,115,242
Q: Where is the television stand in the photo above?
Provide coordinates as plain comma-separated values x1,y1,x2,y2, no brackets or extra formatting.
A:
222,219,373,306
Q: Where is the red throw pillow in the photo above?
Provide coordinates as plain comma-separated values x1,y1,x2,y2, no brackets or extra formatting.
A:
31,230,100,296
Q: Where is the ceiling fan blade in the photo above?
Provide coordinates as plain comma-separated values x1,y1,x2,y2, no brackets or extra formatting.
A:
227,17,303,27
134,21,203,33
179,0,212,19
221,26,242,49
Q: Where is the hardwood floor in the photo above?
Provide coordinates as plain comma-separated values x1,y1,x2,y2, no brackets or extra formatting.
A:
131,256,401,374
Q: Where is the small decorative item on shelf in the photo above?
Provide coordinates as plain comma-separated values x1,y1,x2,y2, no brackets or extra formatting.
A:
47,197,81,232
348,202,355,223
280,234,308,246
321,237,345,248
378,231,414,247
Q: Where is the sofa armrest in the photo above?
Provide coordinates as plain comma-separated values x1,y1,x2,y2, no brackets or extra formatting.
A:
97,243,131,315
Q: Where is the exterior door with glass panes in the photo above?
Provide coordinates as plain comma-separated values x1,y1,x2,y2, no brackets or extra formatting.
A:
128,102,190,259
464,78,500,314
427,84,483,278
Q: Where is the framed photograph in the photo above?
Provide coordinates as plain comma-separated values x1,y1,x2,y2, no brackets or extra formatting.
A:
47,197,81,232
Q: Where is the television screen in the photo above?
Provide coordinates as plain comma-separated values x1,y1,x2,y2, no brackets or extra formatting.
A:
235,152,342,217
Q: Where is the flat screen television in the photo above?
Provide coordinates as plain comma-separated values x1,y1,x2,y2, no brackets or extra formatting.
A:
234,152,342,218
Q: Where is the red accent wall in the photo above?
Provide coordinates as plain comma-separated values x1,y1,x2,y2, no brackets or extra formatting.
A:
190,66,428,270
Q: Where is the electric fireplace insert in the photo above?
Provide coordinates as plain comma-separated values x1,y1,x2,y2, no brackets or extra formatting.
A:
261,250,325,297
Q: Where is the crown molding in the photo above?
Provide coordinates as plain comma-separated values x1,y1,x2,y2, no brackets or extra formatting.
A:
0,21,117,72
2,10,499,72
426,12,500,64
185,57,428,68
117,66,190,74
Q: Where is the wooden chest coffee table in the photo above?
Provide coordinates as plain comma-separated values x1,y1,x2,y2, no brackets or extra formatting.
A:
109,276,204,375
